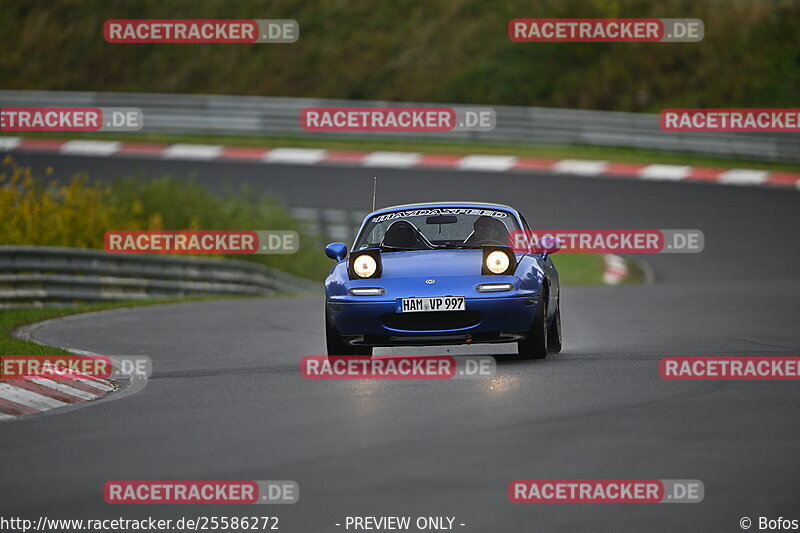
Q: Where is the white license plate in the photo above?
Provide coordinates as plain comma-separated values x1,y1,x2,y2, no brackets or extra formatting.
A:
397,296,466,313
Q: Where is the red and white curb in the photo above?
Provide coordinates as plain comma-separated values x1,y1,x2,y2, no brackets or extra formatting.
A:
1,310,153,421
1,310,152,422
603,254,630,285
0,362,116,420
1,137,798,190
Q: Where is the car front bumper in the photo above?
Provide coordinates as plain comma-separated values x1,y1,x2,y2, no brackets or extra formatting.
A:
326,295,540,347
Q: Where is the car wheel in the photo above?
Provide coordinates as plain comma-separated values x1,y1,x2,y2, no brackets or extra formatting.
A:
517,297,547,359
326,308,372,357
548,296,562,354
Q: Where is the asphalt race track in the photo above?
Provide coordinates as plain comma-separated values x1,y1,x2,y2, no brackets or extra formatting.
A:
2,153,799,531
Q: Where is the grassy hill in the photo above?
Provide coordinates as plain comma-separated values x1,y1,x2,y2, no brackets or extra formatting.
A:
1,0,798,111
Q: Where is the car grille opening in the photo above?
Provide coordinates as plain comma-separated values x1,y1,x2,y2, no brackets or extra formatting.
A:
382,311,481,331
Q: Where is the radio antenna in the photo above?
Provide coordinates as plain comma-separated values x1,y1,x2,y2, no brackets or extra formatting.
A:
371,176,377,212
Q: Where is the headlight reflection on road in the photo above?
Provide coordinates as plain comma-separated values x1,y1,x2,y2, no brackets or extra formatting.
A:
486,373,521,394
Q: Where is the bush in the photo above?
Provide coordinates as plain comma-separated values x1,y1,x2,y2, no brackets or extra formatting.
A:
0,156,331,280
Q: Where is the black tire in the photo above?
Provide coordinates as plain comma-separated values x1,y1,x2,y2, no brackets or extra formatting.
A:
326,309,372,357
548,296,562,354
517,296,548,359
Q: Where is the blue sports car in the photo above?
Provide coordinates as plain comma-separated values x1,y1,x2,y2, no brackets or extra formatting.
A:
324,202,562,359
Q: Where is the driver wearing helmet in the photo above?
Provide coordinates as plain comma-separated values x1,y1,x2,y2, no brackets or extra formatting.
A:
463,215,510,246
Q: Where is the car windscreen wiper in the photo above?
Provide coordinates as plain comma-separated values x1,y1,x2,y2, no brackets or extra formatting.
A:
379,244,426,251
437,243,482,249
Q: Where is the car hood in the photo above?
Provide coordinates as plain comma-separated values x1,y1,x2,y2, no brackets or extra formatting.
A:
326,248,542,300
376,249,497,277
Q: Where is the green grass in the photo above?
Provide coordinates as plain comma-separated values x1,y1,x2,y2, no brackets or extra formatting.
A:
4,131,798,173
2,1,798,112
551,253,643,286
553,254,604,286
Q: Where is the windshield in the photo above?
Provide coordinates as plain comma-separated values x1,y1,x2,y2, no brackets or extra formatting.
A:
354,207,520,251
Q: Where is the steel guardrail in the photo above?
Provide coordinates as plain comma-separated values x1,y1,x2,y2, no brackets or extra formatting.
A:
1,90,797,162
0,245,319,307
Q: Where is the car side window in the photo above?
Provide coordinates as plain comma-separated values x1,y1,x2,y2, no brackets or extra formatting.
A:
519,213,550,262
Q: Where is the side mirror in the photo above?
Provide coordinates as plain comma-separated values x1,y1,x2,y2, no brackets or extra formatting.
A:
325,242,348,261
539,236,562,258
